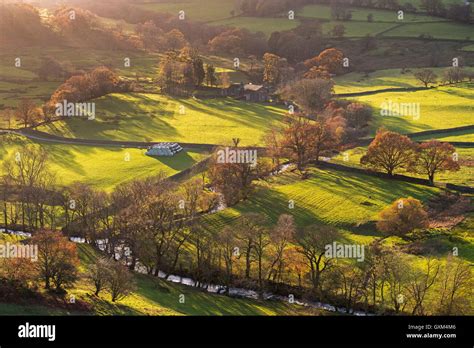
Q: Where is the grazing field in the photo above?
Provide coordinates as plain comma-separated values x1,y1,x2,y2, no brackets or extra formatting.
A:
348,83,474,135
210,17,301,37
322,21,397,38
413,129,474,142
333,147,474,187
136,0,236,22
298,4,443,22
0,136,208,191
0,243,325,316
0,47,161,109
203,167,440,232
37,93,287,146
334,67,474,94
381,22,474,41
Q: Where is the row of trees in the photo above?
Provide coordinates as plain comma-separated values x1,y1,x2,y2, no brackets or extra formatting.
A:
414,67,473,87
361,129,460,184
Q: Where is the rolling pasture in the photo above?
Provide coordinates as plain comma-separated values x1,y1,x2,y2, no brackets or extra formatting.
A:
37,93,287,146
203,167,440,232
0,135,207,191
349,83,474,135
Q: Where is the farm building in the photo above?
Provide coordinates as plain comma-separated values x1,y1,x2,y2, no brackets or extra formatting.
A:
146,143,183,157
223,82,269,102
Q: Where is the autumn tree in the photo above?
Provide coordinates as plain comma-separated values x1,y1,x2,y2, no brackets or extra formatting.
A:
263,53,287,86
376,197,429,238
414,69,437,87
296,224,341,295
267,214,295,283
106,261,135,302
436,255,473,315
280,78,334,115
280,115,338,174
16,98,40,128
406,258,440,315
89,257,112,296
331,24,345,38
205,64,217,86
412,140,460,185
360,129,416,176
32,230,79,290
304,48,344,75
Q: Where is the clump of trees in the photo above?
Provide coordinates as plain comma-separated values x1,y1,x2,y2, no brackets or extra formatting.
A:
47,66,132,115
361,129,460,184
157,48,209,95
376,197,429,238
89,257,135,302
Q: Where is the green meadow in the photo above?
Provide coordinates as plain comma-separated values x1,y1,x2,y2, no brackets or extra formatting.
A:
0,136,208,191
349,83,474,134
136,0,236,22
334,67,474,94
37,93,287,146
203,167,440,232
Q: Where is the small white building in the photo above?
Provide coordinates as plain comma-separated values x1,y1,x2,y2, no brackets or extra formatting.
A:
146,143,183,157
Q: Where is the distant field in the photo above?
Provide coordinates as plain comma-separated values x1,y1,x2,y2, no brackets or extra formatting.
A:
210,17,300,37
136,0,236,22
203,167,440,232
322,21,397,37
334,67,474,94
413,129,474,142
349,83,474,134
37,93,286,146
461,44,474,52
333,146,474,187
0,136,207,191
0,47,161,109
299,4,444,22
381,22,474,41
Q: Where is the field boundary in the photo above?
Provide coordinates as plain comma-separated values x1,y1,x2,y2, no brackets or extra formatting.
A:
316,161,474,193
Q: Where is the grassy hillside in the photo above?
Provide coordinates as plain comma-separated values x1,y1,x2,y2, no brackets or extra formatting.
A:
334,67,474,94
203,166,440,233
136,0,236,22
0,135,207,191
37,93,287,146
349,83,474,135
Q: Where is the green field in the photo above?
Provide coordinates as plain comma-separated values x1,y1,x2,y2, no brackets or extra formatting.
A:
382,22,474,40
0,243,324,316
0,136,207,191
210,17,300,37
348,83,474,135
334,67,474,94
413,128,474,142
299,4,444,22
322,21,397,37
0,47,162,109
136,0,236,22
204,166,440,233
37,93,286,146
333,146,474,187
